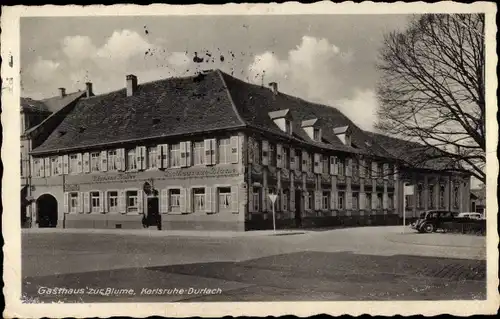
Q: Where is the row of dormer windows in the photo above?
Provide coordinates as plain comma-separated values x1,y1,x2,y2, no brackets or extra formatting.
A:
248,138,395,179
31,137,239,177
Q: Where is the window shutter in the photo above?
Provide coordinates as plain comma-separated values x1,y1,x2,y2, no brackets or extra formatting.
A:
118,190,125,213
276,144,283,168
290,148,296,170
313,153,321,174
83,152,90,173
230,136,239,164
261,140,269,166
76,153,82,174
179,142,187,167
346,158,352,177
162,145,169,168
135,146,142,169
301,151,308,172
204,139,212,165
99,191,104,213
44,158,51,177
57,156,63,175
359,193,366,210
383,193,388,209
137,190,143,213
210,139,217,164
205,187,213,213
64,192,69,213
100,151,108,172
383,163,389,180
157,145,163,169
141,146,147,170
231,186,238,213
77,192,83,213
185,188,191,213
185,141,192,167
121,148,127,171
83,192,90,213
248,188,254,213
290,191,296,212
330,191,336,209
160,189,168,213
346,191,352,210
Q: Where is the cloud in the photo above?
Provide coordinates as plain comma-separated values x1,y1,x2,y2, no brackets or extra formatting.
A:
62,35,96,63
29,57,61,82
95,29,152,64
248,35,377,130
167,52,190,67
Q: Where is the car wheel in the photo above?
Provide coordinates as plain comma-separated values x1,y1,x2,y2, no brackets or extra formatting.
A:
423,223,434,233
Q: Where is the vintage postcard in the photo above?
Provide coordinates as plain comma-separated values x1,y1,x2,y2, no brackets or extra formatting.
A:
2,2,498,318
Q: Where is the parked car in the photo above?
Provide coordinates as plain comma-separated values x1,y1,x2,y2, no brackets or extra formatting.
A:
456,212,483,220
414,210,459,233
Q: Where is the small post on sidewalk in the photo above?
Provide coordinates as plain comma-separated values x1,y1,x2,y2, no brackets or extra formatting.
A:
268,193,277,234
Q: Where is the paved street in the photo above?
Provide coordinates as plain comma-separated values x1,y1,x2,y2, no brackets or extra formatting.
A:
22,226,486,302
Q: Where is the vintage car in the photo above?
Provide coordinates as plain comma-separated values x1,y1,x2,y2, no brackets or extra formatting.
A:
413,210,459,233
456,212,484,220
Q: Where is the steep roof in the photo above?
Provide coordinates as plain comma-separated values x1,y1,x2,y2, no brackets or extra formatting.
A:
40,91,86,113
32,71,245,153
21,98,50,113
365,131,460,171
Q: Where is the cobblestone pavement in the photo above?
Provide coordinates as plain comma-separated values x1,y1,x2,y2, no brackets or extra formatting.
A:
22,226,486,302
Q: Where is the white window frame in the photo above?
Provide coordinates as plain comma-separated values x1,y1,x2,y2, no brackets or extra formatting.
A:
90,191,100,213
69,154,78,174
170,143,181,168
69,192,79,213
90,152,100,172
126,190,139,213
218,187,232,212
193,187,205,212
127,149,137,171
218,138,231,164
147,146,157,169
169,188,181,212
108,150,118,171
51,157,59,175
193,141,205,166
107,190,119,213
322,192,329,210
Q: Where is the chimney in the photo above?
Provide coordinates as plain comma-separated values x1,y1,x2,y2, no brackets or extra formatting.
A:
58,87,66,97
268,82,278,95
126,74,138,97
85,82,93,98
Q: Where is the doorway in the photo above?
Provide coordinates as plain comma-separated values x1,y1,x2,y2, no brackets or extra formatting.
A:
144,197,161,230
36,194,58,228
294,189,302,228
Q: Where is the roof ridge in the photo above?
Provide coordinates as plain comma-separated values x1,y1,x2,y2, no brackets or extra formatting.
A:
216,70,247,127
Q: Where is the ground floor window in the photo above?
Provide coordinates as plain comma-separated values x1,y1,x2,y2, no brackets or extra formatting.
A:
193,188,205,212
126,190,138,213
108,191,118,212
322,192,329,210
453,185,460,208
282,190,289,211
377,193,383,209
388,193,394,209
305,192,313,210
352,192,359,210
169,189,181,212
218,187,232,212
69,192,79,213
90,192,100,213
365,193,372,210
338,191,345,210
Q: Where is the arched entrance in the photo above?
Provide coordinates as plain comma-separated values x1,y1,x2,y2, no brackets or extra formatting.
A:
37,194,58,228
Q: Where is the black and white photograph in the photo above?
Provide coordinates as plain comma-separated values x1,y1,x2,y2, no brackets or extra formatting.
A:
2,2,498,318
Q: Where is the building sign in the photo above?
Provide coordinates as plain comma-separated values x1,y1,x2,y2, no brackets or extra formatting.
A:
92,174,137,183
163,167,239,179
65,184,80,192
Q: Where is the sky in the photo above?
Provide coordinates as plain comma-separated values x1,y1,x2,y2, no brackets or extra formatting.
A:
21,14,413,131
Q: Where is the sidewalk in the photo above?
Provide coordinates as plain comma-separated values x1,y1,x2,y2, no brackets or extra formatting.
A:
385,231,486,248
22,227,310,238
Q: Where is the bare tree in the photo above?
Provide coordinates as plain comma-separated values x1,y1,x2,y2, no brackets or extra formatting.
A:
376,14,485,183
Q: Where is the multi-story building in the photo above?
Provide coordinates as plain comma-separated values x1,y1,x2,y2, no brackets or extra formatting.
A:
21,85,91,227
26,70,471,231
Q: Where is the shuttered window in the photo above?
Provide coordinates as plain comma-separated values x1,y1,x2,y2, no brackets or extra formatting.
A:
169,189,181,212
127,149,137,170
108,191,118,213
147,146,157,169
283,147,290,169
218,187,232,212
322,155,329,174
90,152,100,172
322,192,330,210
337,158,345,176
170,143,181,167
51,157,60,175
193,188,205,212
218,138,231,164
69,192,79,213
107,150,118,171
193,141,204,165
90,192,100,213
69,155,79,174
126,190,138,212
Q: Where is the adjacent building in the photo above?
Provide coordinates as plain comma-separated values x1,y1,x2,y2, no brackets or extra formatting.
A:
25,70,471,231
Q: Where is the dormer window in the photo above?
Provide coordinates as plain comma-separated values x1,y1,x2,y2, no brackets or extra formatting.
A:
333,125,351,146
301,118,322,142
313,128,321,141
269,109,293,135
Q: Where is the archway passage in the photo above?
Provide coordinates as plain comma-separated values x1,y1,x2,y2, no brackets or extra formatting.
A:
37,194,58,228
